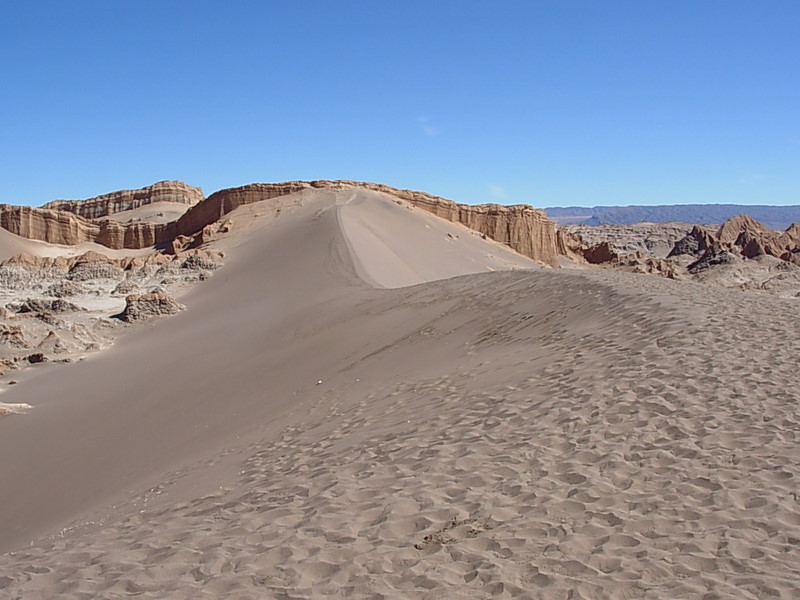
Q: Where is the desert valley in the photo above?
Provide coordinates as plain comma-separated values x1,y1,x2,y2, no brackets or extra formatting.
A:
0,180,798,599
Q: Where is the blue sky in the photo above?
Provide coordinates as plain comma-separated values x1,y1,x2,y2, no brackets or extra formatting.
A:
1,1,798,207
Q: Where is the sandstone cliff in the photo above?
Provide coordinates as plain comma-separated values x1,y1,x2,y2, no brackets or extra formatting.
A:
173,181,561,266
0,204,176,249
1,180,562,265
42,181,203,219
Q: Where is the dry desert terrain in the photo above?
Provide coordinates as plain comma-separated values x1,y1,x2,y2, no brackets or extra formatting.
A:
0,185,798,599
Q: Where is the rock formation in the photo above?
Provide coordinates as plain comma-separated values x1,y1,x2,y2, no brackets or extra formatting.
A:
566,222,694,258
680,215,800,263
23,179,800,284
667,225,716,258
582,241,619,265
41,181,203,219
565,213,800,295
0,247,222,374
0,324,28,349
118,291,185,322
36,331,74,354
687,250,739,274
1,180,563,266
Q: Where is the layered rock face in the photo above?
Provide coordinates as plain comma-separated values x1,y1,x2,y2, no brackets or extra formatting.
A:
0,206,99,247
359,182,559,266
173,181,561,266
0,205,174,248
396,192,559,266
1,180,563,265
42,181,203,219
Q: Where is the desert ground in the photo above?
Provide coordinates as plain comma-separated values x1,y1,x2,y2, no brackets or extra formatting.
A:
0,187,798,599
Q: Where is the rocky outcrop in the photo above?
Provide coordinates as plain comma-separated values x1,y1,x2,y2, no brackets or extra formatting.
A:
67,253,125,282
0,247,223,376
667,225,716,258
2,180,562,264
117,291,185,322
0,324,28,349
569,213,800,294
397,193,559,266
36,331,73,354
582,242,619,265
0,205,100,246
565,222,694,258
12,298,81,314
687,250,740,274
0,204,177,249
0,249,221,276
555,228,587,263
45,281,85,298
42,181,203,219
675,215,800,265
172,181,561,266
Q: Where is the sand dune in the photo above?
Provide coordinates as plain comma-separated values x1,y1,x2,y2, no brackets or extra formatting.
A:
338,190,536,288
0,189,798,599
0,225,153,263
0,228,50,262
101,200,195,224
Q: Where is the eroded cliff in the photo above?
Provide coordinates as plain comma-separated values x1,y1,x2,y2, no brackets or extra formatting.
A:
42,181,203,219
1,180,562,265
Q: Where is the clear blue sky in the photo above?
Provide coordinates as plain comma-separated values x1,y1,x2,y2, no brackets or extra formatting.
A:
1,1,798,207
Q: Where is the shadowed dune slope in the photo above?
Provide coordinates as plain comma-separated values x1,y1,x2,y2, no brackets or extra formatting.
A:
337,189,537,287
0,188,535,551
1,189,798,599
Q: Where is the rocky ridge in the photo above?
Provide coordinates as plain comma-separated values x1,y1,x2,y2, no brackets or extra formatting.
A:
41,180,203,219
569,214,800,297
564,222,694,258
4,180,800,294
546,203,800,230
1,181,561,266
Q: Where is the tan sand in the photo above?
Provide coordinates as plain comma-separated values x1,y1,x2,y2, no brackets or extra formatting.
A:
0,188,798,599
0,225,153,262
0,227,47,262
101,200,194,224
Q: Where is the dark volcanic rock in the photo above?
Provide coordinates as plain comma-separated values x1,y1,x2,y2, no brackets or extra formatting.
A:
688,251,739,274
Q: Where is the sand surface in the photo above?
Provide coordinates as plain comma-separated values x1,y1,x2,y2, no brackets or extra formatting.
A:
0,226,153,263
101,200,194,224
0,190,798,599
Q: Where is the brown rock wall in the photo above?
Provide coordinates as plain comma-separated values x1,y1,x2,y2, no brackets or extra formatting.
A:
175,181,561,265
2,180,562,265
42,181,203,219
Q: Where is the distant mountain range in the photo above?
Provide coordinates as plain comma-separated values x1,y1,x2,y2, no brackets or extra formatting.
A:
544,204,800,230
